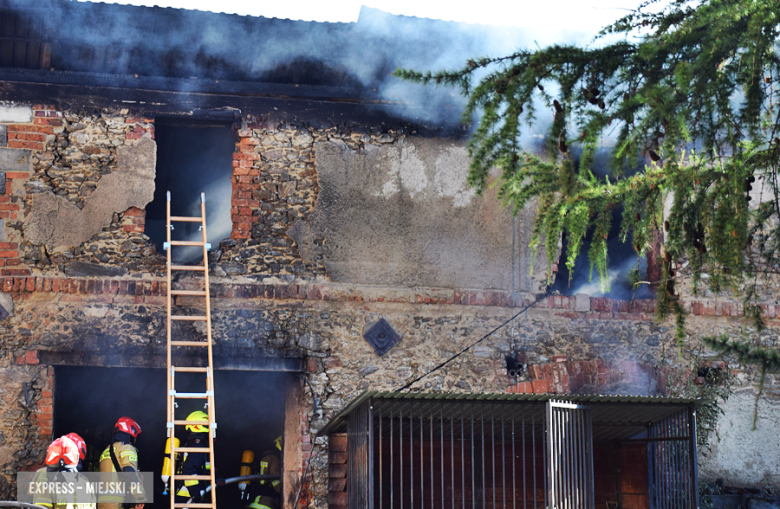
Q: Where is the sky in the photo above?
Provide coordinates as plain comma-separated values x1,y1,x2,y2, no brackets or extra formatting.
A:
78,0,640,32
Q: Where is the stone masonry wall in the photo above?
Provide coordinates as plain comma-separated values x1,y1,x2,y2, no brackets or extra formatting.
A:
0,104,163,277
218,121,404,278
0,102,776,505
0,277,776,503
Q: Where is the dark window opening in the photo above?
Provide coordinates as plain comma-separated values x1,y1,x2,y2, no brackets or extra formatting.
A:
147,118,236,264
53,366,291,509
552,212,653,301
550,147,655,301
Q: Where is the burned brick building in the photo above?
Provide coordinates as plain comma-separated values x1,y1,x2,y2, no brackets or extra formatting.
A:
0,1,776,508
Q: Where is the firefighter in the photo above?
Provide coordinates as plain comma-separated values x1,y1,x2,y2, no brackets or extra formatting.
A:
98,417,143,509
247,436,282,509
33,436,88,509
174,411,212,507
64,432,87,471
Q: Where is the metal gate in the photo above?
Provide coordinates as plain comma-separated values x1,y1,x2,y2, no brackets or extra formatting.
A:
546,400,594,509
648,407,698,509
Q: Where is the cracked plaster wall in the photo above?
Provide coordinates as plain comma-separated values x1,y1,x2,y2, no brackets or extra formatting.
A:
22,137,156,250
289,137,549,292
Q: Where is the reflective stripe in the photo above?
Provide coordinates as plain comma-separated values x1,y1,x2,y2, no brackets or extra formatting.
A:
258,461,269,484
272,480,280,487
120,452,137,461
248,497,273,509
176,487,191,497
184,480,199,487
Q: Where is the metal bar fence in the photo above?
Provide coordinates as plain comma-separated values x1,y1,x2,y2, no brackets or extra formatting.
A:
371,400,549,509
648,409,696,509
363,400,696,509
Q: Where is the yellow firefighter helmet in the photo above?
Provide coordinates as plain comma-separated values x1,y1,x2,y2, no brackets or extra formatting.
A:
185,411,209,433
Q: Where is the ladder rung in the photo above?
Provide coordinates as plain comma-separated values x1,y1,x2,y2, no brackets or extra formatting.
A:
170,265,206,271
170,216,203,223
173,475,213,481
170,290,207,296
172,391,213,399
173,420,209,425
171,315,208,321
169,240,206,246
171,341,209,347
174,447,213,453
175,504,214,508
173,367,208,373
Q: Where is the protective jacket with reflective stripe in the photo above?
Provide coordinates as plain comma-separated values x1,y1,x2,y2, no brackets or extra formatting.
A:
98,442,139,509
257,451,281,494
174,433,211,503
33,467,95,509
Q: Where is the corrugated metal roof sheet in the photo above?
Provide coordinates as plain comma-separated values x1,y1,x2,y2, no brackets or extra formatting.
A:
318,391,702,438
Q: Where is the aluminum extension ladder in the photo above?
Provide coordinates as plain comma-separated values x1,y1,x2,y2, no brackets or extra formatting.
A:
165,191,218,509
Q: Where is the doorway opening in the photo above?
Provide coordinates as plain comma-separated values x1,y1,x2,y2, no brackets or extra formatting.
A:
53,366,293,509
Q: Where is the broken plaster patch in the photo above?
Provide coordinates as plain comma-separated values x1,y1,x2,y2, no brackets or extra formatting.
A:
0,103,32,123
434,146,475,207
23,137,156,249
0,292,13,317
373,140,474,207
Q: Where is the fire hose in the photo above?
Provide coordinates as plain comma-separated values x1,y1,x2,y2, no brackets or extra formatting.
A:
185,474,281,504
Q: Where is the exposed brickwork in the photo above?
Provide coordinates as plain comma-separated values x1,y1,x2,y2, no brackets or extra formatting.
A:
7,105,60,151
33,367,54,441
217,122,404,278
507,358,661,395
25,107,153,207
220,125,324,276
120,206,146,233
0,238,30,277
0,106,163,274
295,406,316,509
124,116,155,141
0,273,769,325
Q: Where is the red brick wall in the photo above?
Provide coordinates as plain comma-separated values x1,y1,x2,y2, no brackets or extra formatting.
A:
121,206,146,233
231,127,263,240
124,116,154,140
507,357,660,395
34,366,54,439
9,105,62,151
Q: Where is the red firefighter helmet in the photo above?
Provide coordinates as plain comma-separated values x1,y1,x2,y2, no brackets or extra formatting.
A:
64,432,87,461
114,417,142,438
45,437,80,469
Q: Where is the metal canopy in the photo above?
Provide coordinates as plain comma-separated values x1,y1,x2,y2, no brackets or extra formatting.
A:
319,391,702,442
